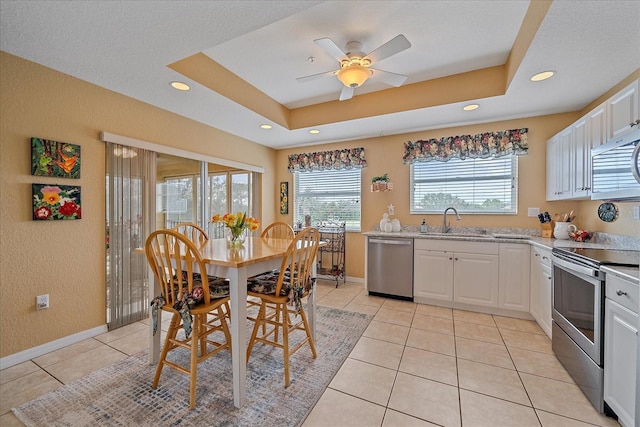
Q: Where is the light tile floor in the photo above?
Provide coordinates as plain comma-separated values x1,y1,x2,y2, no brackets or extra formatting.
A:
0,280,622,427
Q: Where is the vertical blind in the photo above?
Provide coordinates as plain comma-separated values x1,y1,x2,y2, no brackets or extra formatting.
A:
294,169,361,231
411,155,518,214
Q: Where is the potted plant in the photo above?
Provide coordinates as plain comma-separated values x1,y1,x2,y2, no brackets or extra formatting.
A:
371,173,390,192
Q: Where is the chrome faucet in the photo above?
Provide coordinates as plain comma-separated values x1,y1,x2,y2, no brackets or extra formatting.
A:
442,207,461,233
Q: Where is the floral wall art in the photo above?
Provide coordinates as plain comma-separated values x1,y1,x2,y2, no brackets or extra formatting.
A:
31,137,81,178
280,181,289,214
32,184,82,220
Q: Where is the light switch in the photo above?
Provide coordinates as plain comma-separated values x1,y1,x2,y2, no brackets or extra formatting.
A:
527,207,540,217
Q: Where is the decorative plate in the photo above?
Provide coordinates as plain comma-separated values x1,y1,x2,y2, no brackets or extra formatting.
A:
597,202,618,222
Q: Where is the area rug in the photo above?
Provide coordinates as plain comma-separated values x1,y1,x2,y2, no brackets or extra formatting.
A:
13,306,372,427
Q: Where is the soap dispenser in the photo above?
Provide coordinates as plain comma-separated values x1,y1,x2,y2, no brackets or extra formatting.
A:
420,219,428,233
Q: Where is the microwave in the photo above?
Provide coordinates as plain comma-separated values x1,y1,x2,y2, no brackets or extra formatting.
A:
591,128,640,201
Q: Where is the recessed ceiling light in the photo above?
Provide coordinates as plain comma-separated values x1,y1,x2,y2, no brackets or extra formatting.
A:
463,104,479,111
309,129,320,134
170,81,190,91
260,124,272,130
530,71,555,82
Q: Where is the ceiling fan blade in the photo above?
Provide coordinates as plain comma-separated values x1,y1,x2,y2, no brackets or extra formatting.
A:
370,69,408,87
296,69,338,83
363,34,411,64
339,86,354,101
314,38,349,62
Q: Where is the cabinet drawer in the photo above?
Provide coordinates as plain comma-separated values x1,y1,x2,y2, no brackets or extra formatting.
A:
532,246,552,267
606,274,639,313
414,238,498,254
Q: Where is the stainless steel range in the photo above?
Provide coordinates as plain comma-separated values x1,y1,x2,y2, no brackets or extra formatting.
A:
551,247,640,413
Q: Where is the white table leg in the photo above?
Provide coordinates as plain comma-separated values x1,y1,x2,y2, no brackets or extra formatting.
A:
228,267,247,408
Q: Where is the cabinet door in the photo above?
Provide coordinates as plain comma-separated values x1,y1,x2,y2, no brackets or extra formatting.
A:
499,244,530,311
557,127,573,199
529,250,541,322
454,253,499,307
572,116,590,199
546,135,559,201
607,79,639,140
604,298,638,427
538,264,553,338
414,250,453,302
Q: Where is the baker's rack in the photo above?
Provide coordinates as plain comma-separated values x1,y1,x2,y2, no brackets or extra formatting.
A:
295,220,346,287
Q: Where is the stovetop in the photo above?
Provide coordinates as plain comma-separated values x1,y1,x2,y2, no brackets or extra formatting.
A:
552,247,640,268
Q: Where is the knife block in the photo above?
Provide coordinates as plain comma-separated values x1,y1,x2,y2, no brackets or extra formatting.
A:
540,221,554,238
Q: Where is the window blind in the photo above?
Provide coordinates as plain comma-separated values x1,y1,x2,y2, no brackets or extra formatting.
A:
411,156,518,214
294,169,361,231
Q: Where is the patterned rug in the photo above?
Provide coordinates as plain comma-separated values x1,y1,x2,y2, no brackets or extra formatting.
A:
13,306,372,427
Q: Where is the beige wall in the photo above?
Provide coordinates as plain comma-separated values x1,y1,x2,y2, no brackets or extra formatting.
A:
0,52,277,357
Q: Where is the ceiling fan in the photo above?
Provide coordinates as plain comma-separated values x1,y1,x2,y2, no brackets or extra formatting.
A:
297,34,411,101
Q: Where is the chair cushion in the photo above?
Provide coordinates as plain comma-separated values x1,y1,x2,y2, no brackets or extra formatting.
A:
247,269,291,297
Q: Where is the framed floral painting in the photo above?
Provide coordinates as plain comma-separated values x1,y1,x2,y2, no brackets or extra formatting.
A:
32,184,82,220
31,137,81,179
279,181,288,215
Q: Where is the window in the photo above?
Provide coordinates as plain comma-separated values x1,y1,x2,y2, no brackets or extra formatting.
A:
410,155,518,214
294,169,361,231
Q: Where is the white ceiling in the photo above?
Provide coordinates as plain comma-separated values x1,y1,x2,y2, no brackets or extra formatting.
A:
1,1,639,149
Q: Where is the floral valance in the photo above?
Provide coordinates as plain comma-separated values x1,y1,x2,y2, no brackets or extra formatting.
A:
288,147,367,173
403,128,528,164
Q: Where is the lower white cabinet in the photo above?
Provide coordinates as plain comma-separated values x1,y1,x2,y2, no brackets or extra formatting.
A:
498,243,530,312
604,273,638,427
454,252,499,307
413,249,453,302
530,246,552,338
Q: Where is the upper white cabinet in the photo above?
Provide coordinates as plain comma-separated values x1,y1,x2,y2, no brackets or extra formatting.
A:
547,79,639,201
546,130,572,200
606,79,639,140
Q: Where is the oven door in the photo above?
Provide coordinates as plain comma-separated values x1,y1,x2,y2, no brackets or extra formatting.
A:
552,255,604,365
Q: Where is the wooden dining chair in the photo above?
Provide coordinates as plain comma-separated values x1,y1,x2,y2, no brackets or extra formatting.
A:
145,229,231,409
246,227,319,387
260,221,295,240
172,222,209,245
172,222,231,318
247,222,297,326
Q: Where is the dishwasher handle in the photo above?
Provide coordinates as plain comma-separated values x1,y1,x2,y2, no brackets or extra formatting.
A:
369,238,413,245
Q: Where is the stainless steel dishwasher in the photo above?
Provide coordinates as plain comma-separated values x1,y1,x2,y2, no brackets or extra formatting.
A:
367,237,413,300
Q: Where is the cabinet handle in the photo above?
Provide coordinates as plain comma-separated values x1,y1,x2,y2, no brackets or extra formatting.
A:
616,290,628,296
449,257,453,260
547,276,552,280
542,256,549,260
454,257,459,261
535,253,540,257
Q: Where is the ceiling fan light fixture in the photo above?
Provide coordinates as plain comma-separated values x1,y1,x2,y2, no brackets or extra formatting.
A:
337,65,371,88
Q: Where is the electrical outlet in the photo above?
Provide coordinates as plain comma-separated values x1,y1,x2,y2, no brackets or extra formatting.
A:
634,206,640,220
36,294,49,310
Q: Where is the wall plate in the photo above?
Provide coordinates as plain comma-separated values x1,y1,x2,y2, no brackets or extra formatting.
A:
597,202,618,222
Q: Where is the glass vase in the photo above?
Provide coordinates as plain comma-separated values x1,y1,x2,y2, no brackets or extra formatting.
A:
226,230,246,248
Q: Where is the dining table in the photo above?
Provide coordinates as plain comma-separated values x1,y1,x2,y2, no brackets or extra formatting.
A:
142,235,320,408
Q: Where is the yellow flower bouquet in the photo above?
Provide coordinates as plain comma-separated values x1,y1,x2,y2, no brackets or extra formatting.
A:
212,212,260,247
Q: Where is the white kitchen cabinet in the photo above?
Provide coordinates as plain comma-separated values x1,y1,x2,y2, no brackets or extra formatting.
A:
529,246,552,338
454,252,499,308
546,128,572,201
606,79,639,141
414,249,453,302
498,243,530,312
604,272,638,427
413,239,498,308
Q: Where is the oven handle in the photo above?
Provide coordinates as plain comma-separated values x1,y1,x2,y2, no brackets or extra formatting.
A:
552,254,599,278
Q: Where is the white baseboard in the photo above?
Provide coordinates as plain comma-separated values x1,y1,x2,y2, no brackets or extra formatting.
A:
0,324,109,370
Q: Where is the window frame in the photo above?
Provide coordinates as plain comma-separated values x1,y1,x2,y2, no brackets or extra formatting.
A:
293,168,362,232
